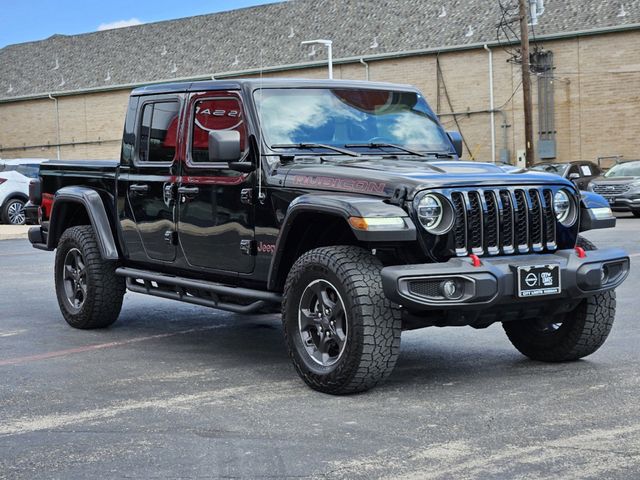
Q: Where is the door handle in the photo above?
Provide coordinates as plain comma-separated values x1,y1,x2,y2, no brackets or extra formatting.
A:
177,186,200,195
129,184,149,194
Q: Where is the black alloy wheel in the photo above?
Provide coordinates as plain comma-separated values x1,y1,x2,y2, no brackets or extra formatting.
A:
298,279,348,367
62,247,88,313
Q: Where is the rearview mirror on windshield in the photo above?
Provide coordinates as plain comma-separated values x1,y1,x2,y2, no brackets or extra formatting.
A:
447,131,463,158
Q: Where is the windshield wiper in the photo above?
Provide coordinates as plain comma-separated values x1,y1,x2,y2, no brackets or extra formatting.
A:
271,143,361,157
344,142,427,157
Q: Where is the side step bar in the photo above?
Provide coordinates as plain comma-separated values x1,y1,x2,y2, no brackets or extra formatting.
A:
116,267,282,314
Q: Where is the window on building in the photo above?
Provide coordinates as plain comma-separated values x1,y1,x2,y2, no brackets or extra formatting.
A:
138,101,179,163
191,97,246,163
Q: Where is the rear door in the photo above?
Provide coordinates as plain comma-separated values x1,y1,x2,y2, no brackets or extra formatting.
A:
177,91,255,273
124,95,182,263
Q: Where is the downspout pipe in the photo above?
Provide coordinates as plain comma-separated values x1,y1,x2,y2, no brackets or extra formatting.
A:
484,45,496,163
360,58,370,81
48,93,61,160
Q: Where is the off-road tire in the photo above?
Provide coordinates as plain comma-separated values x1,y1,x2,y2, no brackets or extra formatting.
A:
282,246,401,394
2,197,26,225
55,225,125,329
503,236,616,362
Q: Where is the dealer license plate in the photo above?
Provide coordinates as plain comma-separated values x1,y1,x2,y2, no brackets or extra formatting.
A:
516,264,561,298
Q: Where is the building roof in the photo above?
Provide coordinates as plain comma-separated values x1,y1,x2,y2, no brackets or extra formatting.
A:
1,0,639,101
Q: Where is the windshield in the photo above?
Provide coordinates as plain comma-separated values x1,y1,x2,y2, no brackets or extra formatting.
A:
531,163,569,175
253,88,452,155
604,162,640,178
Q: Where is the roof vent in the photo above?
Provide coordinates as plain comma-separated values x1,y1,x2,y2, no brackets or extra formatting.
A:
7,84,13,94
370,36,379,49
231,55,239,66
438,6,447,18
618,4,628,17
104,71,111,82
171,63,178,74
465,26,474,37
288,27,295,38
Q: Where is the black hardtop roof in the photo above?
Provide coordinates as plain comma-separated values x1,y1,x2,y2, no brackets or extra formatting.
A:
130,78,419,96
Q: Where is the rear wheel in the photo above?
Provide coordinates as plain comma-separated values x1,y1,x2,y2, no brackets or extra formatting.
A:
2,198,26,225
282,246,401,394
503,236,616,361
55,225,125,329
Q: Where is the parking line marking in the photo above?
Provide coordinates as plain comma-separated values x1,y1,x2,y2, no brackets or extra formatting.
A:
0,325,226,367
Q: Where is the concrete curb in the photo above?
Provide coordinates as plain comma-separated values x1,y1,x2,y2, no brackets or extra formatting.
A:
0,225,30,241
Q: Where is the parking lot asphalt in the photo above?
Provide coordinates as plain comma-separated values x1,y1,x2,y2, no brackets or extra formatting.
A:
1,216,640,479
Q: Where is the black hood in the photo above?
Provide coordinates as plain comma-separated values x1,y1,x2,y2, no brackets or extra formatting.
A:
280,159,574,198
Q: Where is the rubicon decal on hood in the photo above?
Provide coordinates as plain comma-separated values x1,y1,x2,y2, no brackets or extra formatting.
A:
292,175,386,194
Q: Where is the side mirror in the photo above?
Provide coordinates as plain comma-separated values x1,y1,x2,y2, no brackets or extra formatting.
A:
447,131,463,158
208,130,241,163
569,172,581,180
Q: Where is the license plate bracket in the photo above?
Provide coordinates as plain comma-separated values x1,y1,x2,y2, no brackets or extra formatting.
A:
516,264,561,298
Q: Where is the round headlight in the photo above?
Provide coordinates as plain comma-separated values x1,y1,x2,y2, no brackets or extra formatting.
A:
416,194,454,234
554,189,576,226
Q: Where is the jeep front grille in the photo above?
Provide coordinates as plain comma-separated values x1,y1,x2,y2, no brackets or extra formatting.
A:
446,187,557,256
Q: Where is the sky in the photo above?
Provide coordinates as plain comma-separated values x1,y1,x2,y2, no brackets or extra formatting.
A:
0,0,279,48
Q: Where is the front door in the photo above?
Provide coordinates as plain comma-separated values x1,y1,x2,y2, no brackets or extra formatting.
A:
177,92,254,273
125,96,182,263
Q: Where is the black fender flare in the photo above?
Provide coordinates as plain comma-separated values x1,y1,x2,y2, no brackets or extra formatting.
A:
48,186,120,260
267,193,415,290
579,191,616,232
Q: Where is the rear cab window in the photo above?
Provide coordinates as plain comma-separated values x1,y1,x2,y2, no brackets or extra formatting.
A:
137,101,180,164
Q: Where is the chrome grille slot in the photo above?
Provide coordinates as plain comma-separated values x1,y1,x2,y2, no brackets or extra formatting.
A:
513,190,529,252
467,191,483,253
542,189,556,249
451,192,467,254
483,191,500,254
499,190,515,254
528,189,543,250
445,186,558,257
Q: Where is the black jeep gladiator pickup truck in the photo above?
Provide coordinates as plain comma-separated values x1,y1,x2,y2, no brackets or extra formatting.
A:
27,79,629,394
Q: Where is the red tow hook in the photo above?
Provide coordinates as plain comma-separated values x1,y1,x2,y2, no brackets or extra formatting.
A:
469,254,482,267
575,246,587,259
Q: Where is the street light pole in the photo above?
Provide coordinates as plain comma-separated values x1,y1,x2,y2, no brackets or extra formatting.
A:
301,39,333,79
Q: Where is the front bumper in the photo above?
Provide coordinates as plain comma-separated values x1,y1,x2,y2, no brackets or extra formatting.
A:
381,248,629,312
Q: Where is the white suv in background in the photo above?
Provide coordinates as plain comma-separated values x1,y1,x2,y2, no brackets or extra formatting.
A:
0,159,47,225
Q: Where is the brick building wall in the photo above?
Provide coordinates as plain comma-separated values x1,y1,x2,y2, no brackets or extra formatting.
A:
1,30,638,164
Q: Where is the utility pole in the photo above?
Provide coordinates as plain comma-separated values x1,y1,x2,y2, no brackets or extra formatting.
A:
519,0,534,166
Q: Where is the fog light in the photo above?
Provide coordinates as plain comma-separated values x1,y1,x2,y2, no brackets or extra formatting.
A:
601,266,609,284
440,279,463,300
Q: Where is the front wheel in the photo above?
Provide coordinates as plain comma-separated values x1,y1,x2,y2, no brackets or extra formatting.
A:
503,236,616,362
55,225,125,329
282,246,401,394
